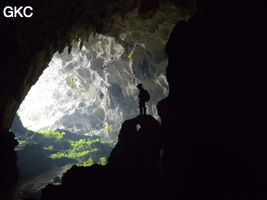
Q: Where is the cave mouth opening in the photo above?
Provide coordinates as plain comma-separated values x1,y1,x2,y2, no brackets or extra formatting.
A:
15,33,169,141
11,32,169,197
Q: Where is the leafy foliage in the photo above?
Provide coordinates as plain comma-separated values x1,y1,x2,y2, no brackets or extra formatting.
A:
77,158,94,167
50,150,91,159
77,38,82,49
62,164,73,174
18,140,27,145
107,124,113,132
49,138,109,166
36,130,65,140
99,157,107,165
69,76,77,89
15,125,114,169
43,145,53,150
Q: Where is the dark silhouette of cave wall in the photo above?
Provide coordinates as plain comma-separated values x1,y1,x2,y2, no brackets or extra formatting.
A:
0,0,195,132
0,0,195,199
158,0,267,199
1,0,267,199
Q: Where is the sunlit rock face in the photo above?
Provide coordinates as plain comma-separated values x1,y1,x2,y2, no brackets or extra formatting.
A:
15,5,191,140
17,33,168,140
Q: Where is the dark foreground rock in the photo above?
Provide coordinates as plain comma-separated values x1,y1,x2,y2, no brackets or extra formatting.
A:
41,115,163,200
0,131,19,200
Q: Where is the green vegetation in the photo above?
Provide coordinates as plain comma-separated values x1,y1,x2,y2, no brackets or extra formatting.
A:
69,76,77,89
99,157,107,165
62,164,73,174
49,138,110,166
43,145,53,150
36,130,65,140
107,124,113,132
50,150,91,159
70,139,94,150
77,158,94,167
18,140,27,145
16,125,114,168
77,38,82,49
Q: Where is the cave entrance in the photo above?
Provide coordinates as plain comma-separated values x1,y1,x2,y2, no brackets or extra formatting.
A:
11,33,169,198
16,33,169,141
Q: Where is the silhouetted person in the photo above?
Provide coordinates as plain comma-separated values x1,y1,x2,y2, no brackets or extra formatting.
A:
137,83,150,115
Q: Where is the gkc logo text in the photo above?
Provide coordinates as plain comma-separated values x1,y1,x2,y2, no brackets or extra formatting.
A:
3,6,33,18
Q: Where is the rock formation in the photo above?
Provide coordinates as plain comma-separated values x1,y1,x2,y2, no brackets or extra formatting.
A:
1,0,267,200
0,1,194,199
161,1,267,199
41,115,163,200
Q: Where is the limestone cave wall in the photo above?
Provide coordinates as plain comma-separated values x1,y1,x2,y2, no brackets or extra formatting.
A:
1,0,267,199
0,0,195,133
0,0,195,199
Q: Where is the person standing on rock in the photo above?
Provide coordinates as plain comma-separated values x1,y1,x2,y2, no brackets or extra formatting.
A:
137,83,150,115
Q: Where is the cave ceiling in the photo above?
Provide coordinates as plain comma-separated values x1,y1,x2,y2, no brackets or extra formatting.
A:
0,0,196,131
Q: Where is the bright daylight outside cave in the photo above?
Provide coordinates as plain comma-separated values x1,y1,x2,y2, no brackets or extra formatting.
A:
11,20,171,195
